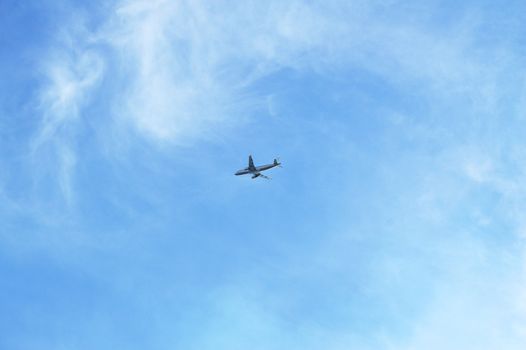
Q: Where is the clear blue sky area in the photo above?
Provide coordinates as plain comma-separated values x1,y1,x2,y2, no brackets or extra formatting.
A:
2,1,526,349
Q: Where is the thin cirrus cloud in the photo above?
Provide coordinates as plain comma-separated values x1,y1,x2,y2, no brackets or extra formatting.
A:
33,29,104,202
100,0,354,143
37,0,517,148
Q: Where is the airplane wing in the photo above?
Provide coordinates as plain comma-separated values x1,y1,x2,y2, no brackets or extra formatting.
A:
250,172,270,179
248,155,256,171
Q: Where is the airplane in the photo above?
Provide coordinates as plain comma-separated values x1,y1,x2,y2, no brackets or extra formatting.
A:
235,155,281,179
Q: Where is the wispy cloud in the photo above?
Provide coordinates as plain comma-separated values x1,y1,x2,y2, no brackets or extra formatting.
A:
37,0,520,149
100,0,353,143
34,23,104,201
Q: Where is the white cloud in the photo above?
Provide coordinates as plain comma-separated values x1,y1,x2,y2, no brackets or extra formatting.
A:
100,0,353,143
91,0,520,146
34,31,104,201
36,50,103,144
32,0,522,199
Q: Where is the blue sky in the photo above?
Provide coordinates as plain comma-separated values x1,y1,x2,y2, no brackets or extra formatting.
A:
2,0,526,349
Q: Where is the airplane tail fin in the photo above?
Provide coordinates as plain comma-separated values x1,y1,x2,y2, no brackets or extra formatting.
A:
274,158,281,167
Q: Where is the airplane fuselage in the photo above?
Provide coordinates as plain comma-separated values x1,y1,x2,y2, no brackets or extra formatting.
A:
235,163,277,176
